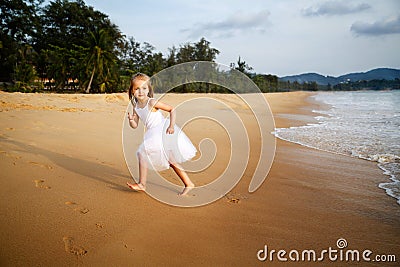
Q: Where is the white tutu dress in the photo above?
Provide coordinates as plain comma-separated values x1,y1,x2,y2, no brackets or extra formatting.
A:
133,98,197,171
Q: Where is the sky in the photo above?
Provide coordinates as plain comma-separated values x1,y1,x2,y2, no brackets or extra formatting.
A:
82,0,400,77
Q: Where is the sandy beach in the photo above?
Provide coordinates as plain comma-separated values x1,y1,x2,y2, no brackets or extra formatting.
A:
0,90,399,266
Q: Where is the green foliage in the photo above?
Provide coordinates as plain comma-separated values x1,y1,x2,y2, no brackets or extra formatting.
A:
252,74,278,92
175,38,220,63
0,0,126,92
276,79,400,91
119,38,165,77
0,0,43,81
36,0,119,51
82,29,119,93
14,44,37,84
230,56,253,76
332,79,400,91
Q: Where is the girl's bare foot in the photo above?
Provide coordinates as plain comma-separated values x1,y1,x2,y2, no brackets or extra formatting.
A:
127,182,146,191
178,182,194,196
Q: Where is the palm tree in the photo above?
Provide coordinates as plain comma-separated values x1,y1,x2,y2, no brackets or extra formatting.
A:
84,29,117,93
14,44,37,86
45,45,71,90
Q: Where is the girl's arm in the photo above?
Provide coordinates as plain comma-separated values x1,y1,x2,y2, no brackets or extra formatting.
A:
127,107,139,129
151,99,175,134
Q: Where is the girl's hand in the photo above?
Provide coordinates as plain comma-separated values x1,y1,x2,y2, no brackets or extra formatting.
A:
166,126,174,134
127,111,138,129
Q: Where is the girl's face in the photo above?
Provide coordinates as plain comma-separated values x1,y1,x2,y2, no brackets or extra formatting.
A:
132,79,150,101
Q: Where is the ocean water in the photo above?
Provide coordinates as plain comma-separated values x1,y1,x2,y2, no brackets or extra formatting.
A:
274,90,400,205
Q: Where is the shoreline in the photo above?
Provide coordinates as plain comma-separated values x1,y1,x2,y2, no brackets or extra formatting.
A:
0,91,399,266
273,91,400,206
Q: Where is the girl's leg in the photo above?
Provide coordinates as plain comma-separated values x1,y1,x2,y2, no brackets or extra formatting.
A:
169,162,194,196
138,153,148,186
127,153,147,191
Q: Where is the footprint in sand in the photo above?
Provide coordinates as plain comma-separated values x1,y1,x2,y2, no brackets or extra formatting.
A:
68,96,80,103
65,201,89,214
29,161,53,170
1,151,22,160
34,179,51,189
123,243,134,252
62,236,87,256
225,192,248,204
105,94,125,103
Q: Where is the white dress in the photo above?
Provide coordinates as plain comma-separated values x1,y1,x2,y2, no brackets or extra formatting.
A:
133,98,197,171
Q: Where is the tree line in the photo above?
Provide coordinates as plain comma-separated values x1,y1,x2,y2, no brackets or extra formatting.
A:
0,0,287,94
2,0,398,94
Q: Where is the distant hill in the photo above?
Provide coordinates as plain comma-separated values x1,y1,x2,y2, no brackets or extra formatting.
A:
280,68,400,85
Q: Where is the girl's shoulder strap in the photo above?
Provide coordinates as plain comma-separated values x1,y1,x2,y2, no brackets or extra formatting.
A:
132,98,143,110
132,97,154,109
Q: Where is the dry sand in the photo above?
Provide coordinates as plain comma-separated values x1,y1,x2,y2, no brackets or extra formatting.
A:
0,90,399,266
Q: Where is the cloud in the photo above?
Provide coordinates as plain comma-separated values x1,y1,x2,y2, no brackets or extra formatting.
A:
181,9,271,38
351,15,400,36
302,1,371,17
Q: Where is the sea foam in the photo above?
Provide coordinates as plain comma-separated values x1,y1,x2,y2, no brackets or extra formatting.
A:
274,90,400,205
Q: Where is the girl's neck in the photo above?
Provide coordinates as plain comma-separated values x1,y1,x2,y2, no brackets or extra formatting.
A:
136,96,150,106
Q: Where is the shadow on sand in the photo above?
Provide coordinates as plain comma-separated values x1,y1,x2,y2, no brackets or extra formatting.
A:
2,136,131,192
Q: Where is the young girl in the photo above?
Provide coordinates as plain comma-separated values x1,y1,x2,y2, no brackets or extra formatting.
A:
126,73,197,196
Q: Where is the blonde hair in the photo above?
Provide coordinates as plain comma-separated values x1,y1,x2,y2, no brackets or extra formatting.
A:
128,73,153,102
